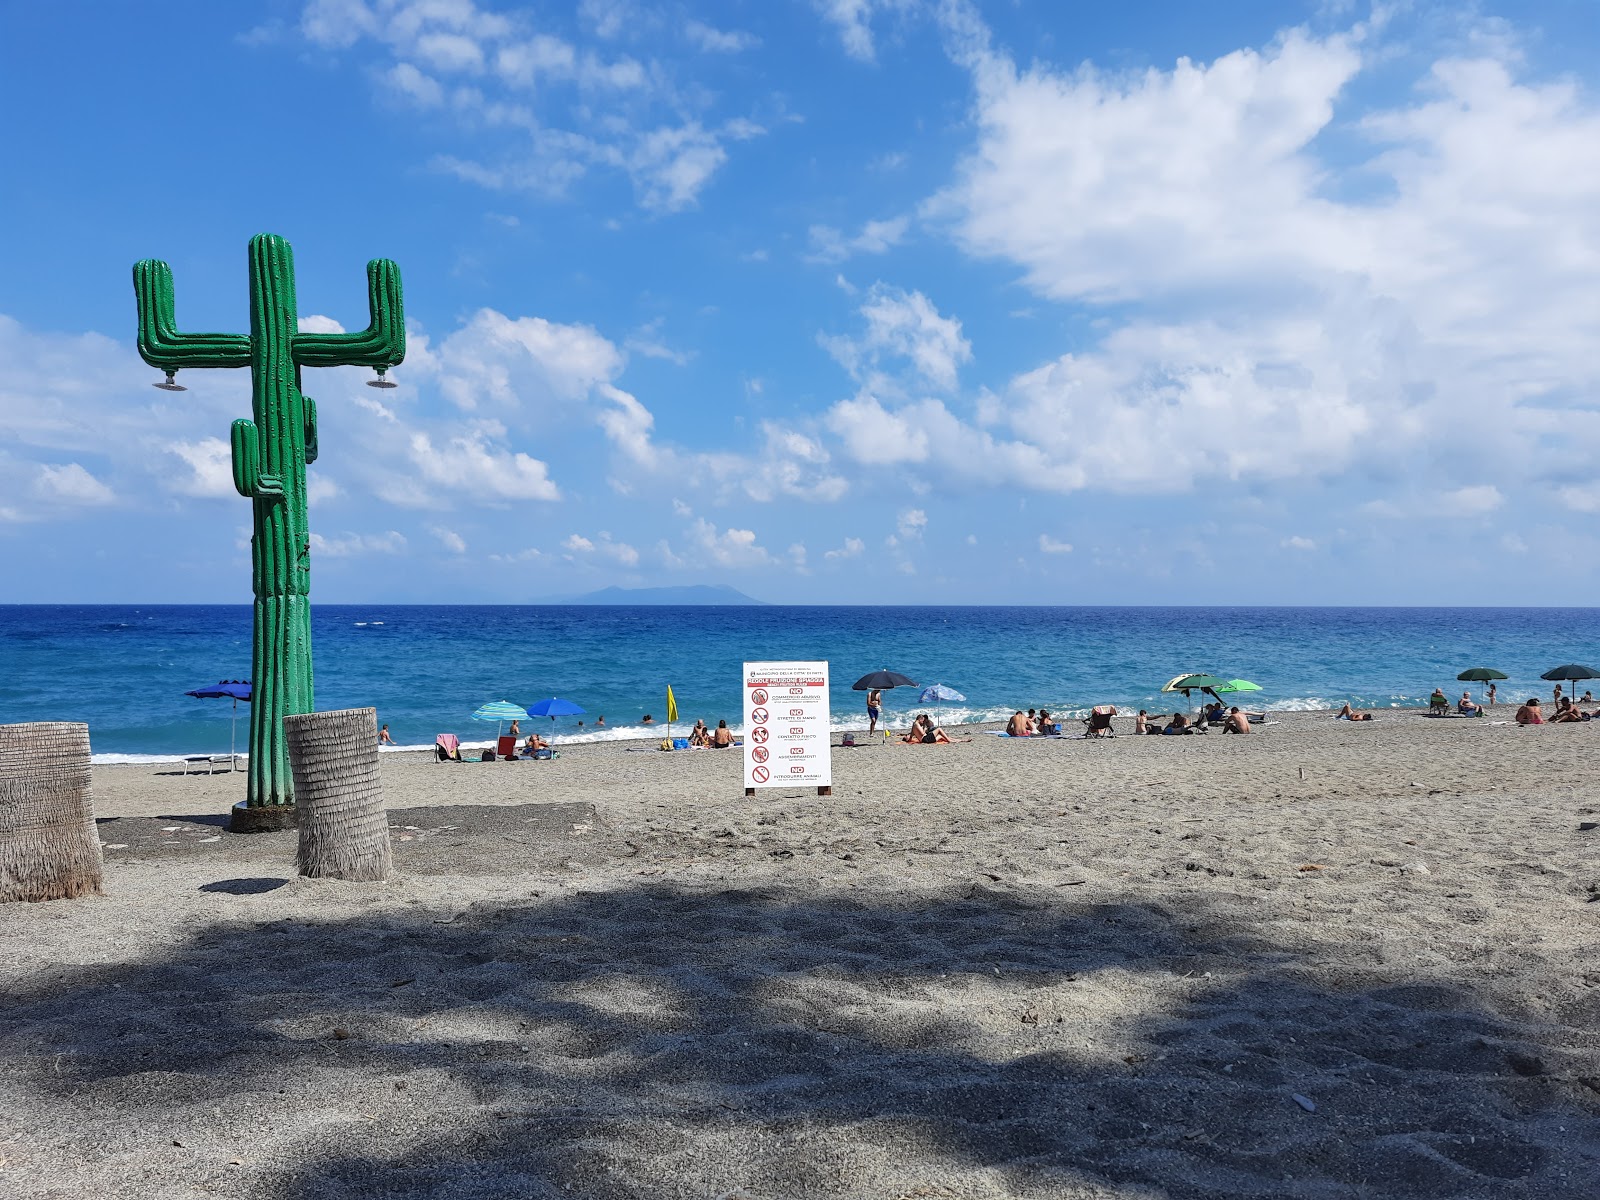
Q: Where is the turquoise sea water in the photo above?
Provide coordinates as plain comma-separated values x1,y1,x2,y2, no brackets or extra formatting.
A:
3,605,1598,761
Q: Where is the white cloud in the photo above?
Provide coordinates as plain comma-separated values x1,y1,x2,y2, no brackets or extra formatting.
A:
685,20,759,54
166,438,235,499
383,61,445,107
423,308,624,414
563,530,639,566
815,0,916,63
297,314,346,334
683,518,773,567
396,423,560,505
310,529,408,557
823,284,971,391
825,536,865,560
35,462,114,507
1558,484,1600,514
1440,485,1504,515
1282,535,1316,551
807,216,909,262
430,525,468,553
897,507,927,539
794,12,1600,506
296,0,764,212
1038,534,1072,554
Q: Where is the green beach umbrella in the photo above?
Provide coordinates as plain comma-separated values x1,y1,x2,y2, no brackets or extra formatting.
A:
1216,679,1262,693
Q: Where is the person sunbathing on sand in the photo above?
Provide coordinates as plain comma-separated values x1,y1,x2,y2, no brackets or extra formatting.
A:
712,719,733,747
688,719,709,748
1336,703,1374,721
1515,698,1544,725
1223,707,1251,734
522,732,548,754
1006,711,1032,737
1458,691,1482,716
1163,711,1191,734
1549,697,1583,723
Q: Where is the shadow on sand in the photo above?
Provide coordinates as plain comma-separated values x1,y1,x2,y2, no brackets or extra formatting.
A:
6,883,1598,1198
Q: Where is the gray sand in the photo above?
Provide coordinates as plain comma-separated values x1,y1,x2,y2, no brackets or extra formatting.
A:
2,709,1598,1197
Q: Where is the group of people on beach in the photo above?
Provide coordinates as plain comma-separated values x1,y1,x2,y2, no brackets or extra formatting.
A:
686,719,735,747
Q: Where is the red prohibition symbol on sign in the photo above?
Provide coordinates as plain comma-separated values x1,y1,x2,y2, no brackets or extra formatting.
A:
752,765,770,783
752,746,770,763
751,726,769,743
751,707,769,723
750,688,768,705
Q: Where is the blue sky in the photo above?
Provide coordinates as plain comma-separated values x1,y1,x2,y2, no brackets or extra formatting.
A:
2,0,1599,604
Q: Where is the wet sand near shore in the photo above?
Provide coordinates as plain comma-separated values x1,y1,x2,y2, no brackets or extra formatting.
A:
3,708,1599,1198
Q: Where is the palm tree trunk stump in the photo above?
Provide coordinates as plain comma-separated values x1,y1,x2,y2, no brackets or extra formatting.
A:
0,722,104,903
284,707,392,882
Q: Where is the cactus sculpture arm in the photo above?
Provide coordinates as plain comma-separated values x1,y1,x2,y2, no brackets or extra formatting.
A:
293,259,405,368
230,419,283,498
133,259,252,369
303,395,319,466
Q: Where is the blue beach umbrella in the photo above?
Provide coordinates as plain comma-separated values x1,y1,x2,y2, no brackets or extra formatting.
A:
526,696,586,743
918,682,966,725
526,696,585,721
185,680,251,767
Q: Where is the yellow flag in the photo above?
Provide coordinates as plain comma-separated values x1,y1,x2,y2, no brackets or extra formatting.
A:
665,685,679,724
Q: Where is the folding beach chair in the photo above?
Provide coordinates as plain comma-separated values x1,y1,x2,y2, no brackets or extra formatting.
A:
496,735,518,759
1085,706,1117,738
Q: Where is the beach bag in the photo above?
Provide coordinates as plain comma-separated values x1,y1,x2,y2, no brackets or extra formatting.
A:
673,737,689,750
659,739,673,751
533,747,552,759
842,733,856,747
481,749,496,761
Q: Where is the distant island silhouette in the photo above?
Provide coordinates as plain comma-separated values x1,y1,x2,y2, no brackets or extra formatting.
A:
550,585,766,606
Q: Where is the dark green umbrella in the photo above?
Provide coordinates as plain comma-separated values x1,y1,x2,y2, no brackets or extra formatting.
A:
1540,664,1600,682
1457,668,1507,682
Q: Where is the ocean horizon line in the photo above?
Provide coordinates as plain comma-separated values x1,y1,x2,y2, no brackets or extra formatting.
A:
4,601,1598,611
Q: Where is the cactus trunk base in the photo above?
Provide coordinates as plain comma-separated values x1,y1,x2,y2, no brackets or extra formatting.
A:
230,800,299,834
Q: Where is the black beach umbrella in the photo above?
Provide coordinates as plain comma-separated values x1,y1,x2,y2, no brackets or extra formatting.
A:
1540,664,1600,695
1456,668,1508,682
852,669,918,691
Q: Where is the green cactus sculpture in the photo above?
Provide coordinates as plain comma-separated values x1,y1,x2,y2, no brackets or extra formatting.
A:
134,234,404,813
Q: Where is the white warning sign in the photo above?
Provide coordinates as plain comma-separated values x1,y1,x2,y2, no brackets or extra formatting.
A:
743,660,831,789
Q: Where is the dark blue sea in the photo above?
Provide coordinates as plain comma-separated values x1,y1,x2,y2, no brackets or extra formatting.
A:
2,605,1596,761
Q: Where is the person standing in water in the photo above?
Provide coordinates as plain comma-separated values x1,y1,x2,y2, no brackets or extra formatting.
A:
866,688,882,735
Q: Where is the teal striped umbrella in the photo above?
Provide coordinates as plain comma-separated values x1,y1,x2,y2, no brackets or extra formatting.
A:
472,700,530,739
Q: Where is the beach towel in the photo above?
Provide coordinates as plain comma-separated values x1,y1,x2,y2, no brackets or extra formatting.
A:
434,733,461,762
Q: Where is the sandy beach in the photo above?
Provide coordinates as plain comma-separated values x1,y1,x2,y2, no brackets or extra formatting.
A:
3,707,1599,1198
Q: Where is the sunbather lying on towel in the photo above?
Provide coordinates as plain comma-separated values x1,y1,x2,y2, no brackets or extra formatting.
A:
1336,703,1373,721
